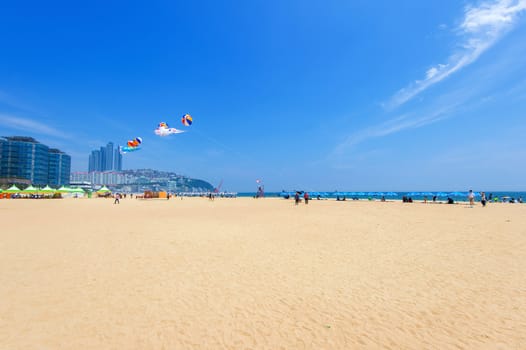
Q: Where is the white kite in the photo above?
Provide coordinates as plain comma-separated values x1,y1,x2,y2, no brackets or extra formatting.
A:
154,122,185,136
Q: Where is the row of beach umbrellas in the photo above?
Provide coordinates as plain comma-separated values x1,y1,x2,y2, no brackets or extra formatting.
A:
0,185,111,194
279,191,399,198
279,191,479,198
405,192,479,197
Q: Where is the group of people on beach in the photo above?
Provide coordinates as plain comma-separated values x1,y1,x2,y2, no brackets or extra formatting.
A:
399,190,524,206
294,191,309,205
466,190,523,206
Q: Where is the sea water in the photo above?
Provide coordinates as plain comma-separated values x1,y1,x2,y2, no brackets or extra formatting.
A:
238,191,526,203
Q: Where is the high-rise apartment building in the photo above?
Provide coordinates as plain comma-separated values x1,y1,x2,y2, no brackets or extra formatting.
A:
88,142,122,172
89,149,101,172
114,148,122,171
105,142,114,171
48,148,72,186
0,136,71,185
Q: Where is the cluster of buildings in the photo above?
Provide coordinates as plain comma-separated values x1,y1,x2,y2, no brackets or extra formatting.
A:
1,136,215,193
0,136,71,186
70,141,125,189
89,142,122,172
70,168,214,193
70,171,128,186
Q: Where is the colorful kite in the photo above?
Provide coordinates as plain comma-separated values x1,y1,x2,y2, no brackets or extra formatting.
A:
120,137,142,153
181,114,193,126
127,137,142,147
154,122,185,136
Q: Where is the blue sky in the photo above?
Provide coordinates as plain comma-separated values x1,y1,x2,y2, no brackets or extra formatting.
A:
1,0,525,192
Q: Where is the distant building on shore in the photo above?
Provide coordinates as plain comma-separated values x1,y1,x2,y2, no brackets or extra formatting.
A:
0,136,71,186
88,142,122,172
70,171,127,186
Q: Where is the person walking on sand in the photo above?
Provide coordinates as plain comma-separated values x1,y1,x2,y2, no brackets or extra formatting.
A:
294,191,300,205
481,192,487,207
468,190,475,207
304,192,309,204
114,193,121,204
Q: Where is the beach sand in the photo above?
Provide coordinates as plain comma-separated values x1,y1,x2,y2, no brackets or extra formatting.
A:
1,197,525,349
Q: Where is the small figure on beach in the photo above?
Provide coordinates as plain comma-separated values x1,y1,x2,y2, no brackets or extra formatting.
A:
480,192,487,207
468,190,475,207
114,193,121,204
304,192,309,204
447,197,454,204
294,191,300,205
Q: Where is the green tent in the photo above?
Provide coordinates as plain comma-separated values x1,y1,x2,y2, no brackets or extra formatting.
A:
69,187,85,197
21,185,39,194
96,186,111,194
70,187,85,193
57,186,75,193
39,185,56,194
3,185,22,194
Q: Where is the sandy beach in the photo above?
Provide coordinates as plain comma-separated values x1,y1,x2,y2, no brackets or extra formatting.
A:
0,197,525,349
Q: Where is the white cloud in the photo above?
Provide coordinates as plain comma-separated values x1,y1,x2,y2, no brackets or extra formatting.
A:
388,0,526,109
0,91,37,113
462,0,526,32
0,114,68,138
333,47,523,158
334,105,456,155
425,64,447,79
426,67,439,79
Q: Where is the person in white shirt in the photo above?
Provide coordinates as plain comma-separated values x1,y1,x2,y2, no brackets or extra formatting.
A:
468,190,475,207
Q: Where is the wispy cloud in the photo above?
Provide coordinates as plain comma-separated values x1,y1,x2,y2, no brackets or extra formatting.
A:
0,114,69,139
333,43,525,158
387,0,526,109
0,91,37,113
334,105,456,155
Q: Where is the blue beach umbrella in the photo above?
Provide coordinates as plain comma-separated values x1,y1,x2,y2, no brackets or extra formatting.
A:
448,192,465,197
